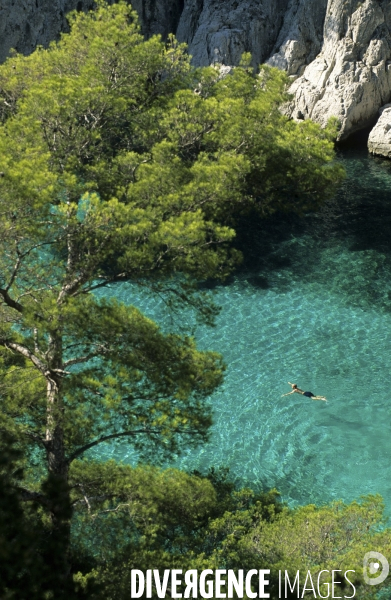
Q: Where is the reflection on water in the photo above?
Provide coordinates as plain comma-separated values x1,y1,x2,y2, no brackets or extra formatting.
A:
94,145,391,513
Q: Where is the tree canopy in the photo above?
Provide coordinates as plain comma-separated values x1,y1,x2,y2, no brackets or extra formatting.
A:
69,464,391,600
0,0,347,594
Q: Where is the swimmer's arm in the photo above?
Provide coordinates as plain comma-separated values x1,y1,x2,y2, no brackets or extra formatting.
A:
281,391,295,397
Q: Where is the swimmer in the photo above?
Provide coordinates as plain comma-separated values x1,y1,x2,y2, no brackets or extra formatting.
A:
282,382,327,402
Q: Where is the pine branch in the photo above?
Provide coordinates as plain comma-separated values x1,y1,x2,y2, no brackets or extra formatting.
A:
1,340,48,375
0,287,23,313
18,487,50,508
67,428,161,463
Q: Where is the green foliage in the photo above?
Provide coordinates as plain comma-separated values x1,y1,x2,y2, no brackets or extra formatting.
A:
70,462,218,560
208,493,391,599
0,1,346,593
68,462,281,597
0,1,345,473
67,463,391,600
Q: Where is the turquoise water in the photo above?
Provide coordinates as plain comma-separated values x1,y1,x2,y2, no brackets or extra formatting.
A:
96,144,391,512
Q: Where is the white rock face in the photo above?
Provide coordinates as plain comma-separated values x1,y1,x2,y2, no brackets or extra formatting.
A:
368,105,391,157
289,0,391,139
267,0,328,76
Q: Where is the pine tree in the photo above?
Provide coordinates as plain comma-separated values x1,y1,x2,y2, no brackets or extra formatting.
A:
0,1,344,589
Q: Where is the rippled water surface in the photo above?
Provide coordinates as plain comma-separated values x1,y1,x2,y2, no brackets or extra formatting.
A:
96,144,391,512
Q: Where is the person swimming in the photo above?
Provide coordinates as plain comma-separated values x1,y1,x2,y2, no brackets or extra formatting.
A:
282,382,327,402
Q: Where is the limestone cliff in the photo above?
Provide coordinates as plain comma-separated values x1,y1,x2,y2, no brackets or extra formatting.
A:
289,0,391,140
267,0,328,77
2,0,391,144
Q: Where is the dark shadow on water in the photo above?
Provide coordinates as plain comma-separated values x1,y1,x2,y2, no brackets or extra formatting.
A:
198,274,235,290
201,140,391,313
198,209,304,291
233,208,303,272
246,144,391,310
246,275,270,289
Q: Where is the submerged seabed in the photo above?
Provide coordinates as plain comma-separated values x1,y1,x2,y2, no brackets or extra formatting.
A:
95,145,391,513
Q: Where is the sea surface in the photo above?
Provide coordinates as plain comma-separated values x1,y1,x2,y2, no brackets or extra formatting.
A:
94,141,391,514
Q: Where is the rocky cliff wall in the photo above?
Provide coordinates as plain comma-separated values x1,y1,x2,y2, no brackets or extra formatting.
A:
289,0,391,140
267,0,328,77
2,0,391,146
176,0,291,68
0,0,93,63
0,0,182,63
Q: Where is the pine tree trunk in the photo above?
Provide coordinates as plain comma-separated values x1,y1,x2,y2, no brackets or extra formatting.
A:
44,333,72,587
